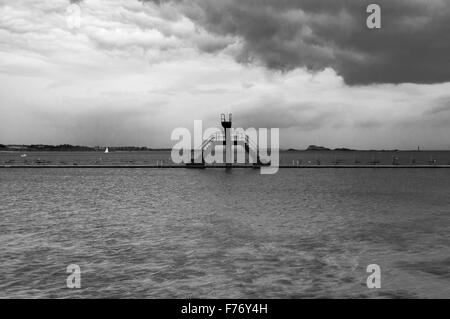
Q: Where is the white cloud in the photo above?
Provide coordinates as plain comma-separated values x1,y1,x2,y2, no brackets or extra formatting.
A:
0,0,449,149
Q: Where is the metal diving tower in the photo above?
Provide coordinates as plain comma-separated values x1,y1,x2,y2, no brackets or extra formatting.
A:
188,114,266,168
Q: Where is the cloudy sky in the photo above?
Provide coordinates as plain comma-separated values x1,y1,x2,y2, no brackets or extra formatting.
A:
1,0,450,149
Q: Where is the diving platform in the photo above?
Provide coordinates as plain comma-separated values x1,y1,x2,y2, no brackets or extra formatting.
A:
187,113,269,168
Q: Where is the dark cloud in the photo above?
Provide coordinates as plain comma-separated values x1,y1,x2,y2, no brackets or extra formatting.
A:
143,0,450,85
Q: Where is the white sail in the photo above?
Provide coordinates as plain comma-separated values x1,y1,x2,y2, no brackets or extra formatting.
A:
105,147,109,153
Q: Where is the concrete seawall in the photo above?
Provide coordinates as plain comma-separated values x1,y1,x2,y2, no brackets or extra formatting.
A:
1,165,450,169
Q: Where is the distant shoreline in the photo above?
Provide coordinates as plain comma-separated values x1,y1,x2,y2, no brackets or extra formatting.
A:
2,149,450,153
1,144,449,152
0,145,170,152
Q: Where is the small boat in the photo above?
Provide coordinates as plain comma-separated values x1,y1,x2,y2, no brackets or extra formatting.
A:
104,147,109,154
20,154,27,158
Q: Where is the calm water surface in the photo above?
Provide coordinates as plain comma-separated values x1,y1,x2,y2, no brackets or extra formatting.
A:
0,168,449,298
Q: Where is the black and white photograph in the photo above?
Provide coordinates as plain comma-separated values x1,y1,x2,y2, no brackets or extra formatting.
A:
0,0,449,304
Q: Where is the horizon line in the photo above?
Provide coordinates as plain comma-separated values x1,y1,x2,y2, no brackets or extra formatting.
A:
1,144,450,152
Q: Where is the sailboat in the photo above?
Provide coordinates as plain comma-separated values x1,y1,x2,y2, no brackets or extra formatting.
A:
104,147,109,154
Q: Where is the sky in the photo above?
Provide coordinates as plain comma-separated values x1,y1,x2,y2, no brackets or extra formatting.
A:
1,0,450,149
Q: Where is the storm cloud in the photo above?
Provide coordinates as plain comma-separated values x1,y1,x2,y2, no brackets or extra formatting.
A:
1,0,450,149
144,0,450,85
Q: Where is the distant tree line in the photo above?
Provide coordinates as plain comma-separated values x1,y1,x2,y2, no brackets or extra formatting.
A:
0,144,169,151
109,146,150,151
29,144,94,151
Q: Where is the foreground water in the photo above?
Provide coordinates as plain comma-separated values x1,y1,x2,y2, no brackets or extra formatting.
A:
0,168,449,298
